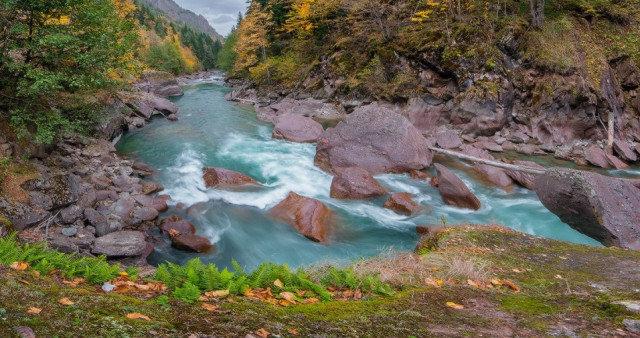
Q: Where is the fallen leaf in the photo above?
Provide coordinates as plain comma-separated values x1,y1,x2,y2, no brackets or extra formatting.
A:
273,279,284,288
278,299,294,307
32,271,40,278
279,292,296,303
119,271,128,277
467,279,480,288
502,280,521,292
126,312,151,321
446,301,464,310
425,278,442,288
10,261,29,271
168,229,180,237
27,307,42,314
198,295,210,302
512,268,523,273
201,303,220,312
58,298,74,306
490,278,503,286
555,274,563,279
19,279,30,285
303,298,319,305
354,288,362,300
256,327,270,338
205,290,229,298
287,329,299,336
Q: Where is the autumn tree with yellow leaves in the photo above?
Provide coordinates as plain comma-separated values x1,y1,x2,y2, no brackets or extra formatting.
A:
233,2,273,76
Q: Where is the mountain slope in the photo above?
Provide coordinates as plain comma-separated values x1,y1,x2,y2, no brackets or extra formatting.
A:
138,0,222,40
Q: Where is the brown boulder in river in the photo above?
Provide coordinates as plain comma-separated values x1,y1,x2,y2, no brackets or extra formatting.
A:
160,215,196,235
272,113,324,143
433,164,481,210
536,167,640,251
171,234,213,253
383,193,422,215
202,167,258,188
314,106,432,174
330,167,387,199
270,192,331,243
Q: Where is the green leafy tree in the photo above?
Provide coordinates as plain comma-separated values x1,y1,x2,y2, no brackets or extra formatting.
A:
0,0,139,144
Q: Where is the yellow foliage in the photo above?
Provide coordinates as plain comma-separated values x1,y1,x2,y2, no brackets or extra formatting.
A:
112,0,137,19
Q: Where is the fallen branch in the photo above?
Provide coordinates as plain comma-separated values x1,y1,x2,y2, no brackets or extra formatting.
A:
428,147,547,175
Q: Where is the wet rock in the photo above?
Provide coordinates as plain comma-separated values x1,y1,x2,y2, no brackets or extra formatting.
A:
434,164,481,210
132,194,168,212
606,154,630,170
383,193,421,215
584,145,609,169
132,161,154,177
409,170,431,180
167,114,178,121
92,231,147,257
142,181,164,194
613,139,637,162
132,207,159,224
329,167,387,199
460,145,514,189
516,144,536,156
315,104,432,174
270,192,331,243
60,205,82,224
536,167,640,251
171,234,213,253
272,113,324,143
436,130,462,149
0,197,50,231
202,167,258,188
160,215,196,235
505,161,546,190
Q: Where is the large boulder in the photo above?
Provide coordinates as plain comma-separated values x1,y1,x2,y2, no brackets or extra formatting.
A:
160,215,196,235
270,192,331,243
314,105,433,174
0,197,50,231
584,145,610,168
536,168,640,251
21,175,80,210
268,98,347,123
613,139,637,162
433,164,481,210
142,70,184,97
92,231,148,257
120,92,179,120
202,167,258,188
171,234,213,253
329,167,387,199
506,161,546,190
383,193,421,215
272,113,324,143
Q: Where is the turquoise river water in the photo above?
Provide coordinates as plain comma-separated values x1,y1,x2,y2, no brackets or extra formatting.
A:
117,77,607,271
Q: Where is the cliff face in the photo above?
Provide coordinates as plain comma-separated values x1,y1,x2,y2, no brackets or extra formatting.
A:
229,0,640,150
138,0,222,40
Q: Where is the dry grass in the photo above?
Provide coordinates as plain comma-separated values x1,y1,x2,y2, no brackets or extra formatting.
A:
349,249,434,287
443,254,491,285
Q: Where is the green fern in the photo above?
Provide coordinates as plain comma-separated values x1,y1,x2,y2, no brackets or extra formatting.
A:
173,281,201,303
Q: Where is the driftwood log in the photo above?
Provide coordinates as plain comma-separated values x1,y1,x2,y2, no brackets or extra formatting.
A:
429,147,547,175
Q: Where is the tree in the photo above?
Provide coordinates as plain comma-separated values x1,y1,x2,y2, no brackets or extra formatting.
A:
530,0,544,30
0,0,139,143
233,2,273,75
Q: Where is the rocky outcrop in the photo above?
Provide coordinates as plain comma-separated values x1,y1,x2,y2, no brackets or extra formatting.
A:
433,164,481,210
449,79,512,136
121,92,179,120
270,192,331,243
141,70,184,97
315,104,433,174
272,114,324,143
171,234,213,253
383,193,421,215
329,167,387,199
506,161,546,190
91,231,148,257
202,167,258,188
536,167,640,251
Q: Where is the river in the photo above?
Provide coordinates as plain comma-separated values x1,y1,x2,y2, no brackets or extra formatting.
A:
116,76,602,271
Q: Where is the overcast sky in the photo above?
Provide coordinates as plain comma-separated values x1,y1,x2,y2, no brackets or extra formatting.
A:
174,0,248,36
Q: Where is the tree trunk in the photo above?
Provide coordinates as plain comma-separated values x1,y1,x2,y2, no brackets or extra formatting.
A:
607,110,615,155
530,0,544,30
428,147,547,175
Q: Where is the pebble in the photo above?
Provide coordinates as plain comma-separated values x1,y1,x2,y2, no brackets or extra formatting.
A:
61,228,78,237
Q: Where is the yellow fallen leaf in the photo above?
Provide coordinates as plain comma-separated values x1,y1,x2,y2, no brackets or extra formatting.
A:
58,298,74,306
10,261,29,271
446,301,464,310
27,307,42,314
555,274,563,279
198,295,210,302
204,290,229,298
273,279,284,288
425,278,442,288
278,299,294,307
119,271,128,277
490,278,503,286
279,291,296,303
256,327,270,338
303,298,319,305
467,279,480,288
201,303,220,312
126,312,151,321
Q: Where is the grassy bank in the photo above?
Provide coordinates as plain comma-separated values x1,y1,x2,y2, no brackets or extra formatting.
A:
1,225,639,336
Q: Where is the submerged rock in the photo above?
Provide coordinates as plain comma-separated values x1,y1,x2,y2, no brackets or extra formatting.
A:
202,167,258,188
434,164,481,210
536,167,640,251
383,193,421,215
171,234,213,253
329,167,387,199
270,192,331,243
272,113,324,143
315,105,433,174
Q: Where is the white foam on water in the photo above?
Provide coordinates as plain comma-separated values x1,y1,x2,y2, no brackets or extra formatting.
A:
161,147,209,206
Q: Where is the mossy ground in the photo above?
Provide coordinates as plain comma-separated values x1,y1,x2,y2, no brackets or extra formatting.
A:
1,226,639,337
